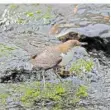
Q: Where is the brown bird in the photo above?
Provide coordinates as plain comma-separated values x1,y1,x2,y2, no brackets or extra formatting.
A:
30,40,87,87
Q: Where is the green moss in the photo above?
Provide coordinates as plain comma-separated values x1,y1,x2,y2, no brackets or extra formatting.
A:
14,5,54,25
42,13,52,24
25,12,34,17
19,81,88,108
55,84,65,95
0,43,15,51
52,104,62,110
68,85,88,107
43,13,52,19
36,10,42,14
9,4,17,9
70,59,94,75
42,83,65,101
19,82,66,107
0,93,9,104
16,18,25,24
1,81,88,109
76,85,88,98
42,6,54,24
0,43,16,57
21,89,40,105
71,96,80,104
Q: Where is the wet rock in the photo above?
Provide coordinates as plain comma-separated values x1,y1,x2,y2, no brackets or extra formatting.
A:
6,98,25,110
0,42,34,82
76,24,109,38
0,42,63,83
56,23,110,40
55,23,110,56
56,24,110,38
0,43,99,83
0,4,109,110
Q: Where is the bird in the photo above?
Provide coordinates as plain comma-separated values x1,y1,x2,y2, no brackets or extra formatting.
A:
30,40,87,88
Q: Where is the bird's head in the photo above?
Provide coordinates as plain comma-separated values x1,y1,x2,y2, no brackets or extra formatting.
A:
56,40,88,53
65,40,88,48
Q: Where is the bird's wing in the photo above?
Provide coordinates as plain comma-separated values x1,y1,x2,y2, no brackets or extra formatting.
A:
33,48,62,69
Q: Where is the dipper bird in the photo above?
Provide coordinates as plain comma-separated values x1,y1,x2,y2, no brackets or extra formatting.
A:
30,40,87,87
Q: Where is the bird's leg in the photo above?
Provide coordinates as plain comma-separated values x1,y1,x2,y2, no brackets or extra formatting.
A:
42,70,46,89
54,67,63,82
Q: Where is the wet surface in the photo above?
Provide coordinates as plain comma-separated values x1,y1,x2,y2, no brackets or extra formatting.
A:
0,4,110,110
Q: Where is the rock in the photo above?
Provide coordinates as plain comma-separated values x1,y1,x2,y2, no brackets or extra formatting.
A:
55,23,110,55
0,42,34,82
0,42,99,83
0,4,109,110
56,23,109,39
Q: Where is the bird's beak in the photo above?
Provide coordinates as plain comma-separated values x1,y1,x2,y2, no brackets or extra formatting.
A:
80,42,88,46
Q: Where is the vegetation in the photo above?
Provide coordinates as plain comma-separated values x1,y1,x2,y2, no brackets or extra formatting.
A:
19,81,88,109
76,85,88,98
0,43,16,57
9,4,18,9
0,81,88,109
12,5,54,25
25,12,34,17
0,93,9,104
16,18,25,24
36,10,41,14
70,58,94,75
20,82,65,107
